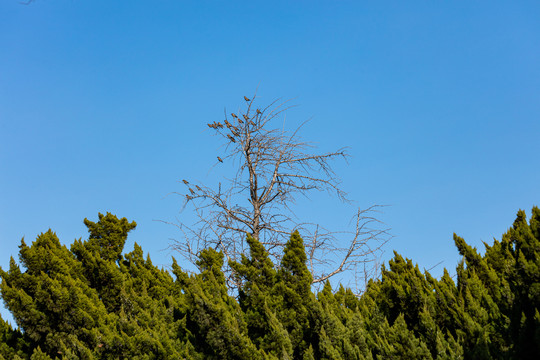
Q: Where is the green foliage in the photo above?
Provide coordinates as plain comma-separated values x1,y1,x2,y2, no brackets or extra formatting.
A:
274,231,315,357
83,212,137,262
0,315,27,359
29,347,52,360
230,235,293,358
0,214,190,359
1,208,539,359
174,248,263,359
0,229,109,358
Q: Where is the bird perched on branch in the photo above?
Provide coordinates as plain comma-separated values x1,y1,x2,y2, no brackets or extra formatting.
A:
196,185,202,191
231,113,238,118
186,195,192,201
217,156,223,163
243,114,249,121
250,121,256,126
189,188,195,195
227,134,236,143
237,117,243,124
244,96,250,102
224,119,232,128
256,109,261,114
183,179,189,184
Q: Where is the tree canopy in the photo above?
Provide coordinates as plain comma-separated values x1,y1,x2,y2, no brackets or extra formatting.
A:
1,208,540,359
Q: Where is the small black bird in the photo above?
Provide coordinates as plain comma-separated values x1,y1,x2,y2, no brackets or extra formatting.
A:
189,188,195,195
217,156,223,163
244,96,250,102
183,179,189,184
231,113,238,118
196,185,202,191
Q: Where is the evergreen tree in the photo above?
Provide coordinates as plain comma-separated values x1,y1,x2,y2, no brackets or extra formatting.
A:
454,208,540,359
274,231,315,358
29,346,53,360
83,212,137,263
230,235,293,358
316,282,366,359
1,208,539,359
0,230,110,358
504,208,540,358
0,213,193,359
0,315,27,359
174,248,263,359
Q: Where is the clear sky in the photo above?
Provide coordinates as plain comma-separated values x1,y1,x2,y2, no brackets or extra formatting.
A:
1,1,539,325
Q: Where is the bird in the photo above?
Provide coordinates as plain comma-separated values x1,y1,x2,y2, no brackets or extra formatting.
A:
244,96,250,102
216,122,224,128
227,134,236,143
256,109,261,114
196,185,202,191
250,121,256,126
186,195,192,201
231,113,238,118
243,114,249,121
183,179,189,184
237,117,243,124
217,156,223,163
189,188,195,195
224,119,231,128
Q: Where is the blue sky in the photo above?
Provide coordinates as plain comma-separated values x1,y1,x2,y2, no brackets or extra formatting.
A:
1,1,539,324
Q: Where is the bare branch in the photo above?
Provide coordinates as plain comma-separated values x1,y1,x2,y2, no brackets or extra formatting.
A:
169,95,389,289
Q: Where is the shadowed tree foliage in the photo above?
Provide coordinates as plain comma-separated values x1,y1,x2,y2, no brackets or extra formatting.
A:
0,315,27,359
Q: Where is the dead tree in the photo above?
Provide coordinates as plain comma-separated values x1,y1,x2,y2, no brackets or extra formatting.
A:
171,95,389,288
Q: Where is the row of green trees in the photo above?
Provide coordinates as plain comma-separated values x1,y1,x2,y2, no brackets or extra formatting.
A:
1,208,539,359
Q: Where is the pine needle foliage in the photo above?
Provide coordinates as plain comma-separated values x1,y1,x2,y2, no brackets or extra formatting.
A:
1,208,540,359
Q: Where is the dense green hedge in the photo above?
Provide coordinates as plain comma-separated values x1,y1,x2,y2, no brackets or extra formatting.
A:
1,208,539,359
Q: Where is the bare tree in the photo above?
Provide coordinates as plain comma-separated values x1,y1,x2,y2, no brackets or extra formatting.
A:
170,94,389,288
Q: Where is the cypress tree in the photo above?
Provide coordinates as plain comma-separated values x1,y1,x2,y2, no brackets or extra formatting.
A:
1,208,539,359
174,248,263,359
0,315,27,359
0,213,191,359
83,212,136,263
0,230,108,358
230,235,294,358
274,231,315,358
